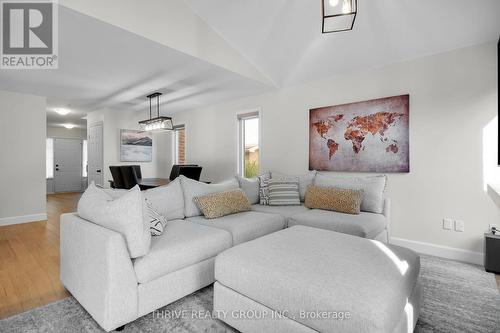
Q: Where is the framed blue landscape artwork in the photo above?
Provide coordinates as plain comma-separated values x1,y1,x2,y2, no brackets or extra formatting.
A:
120,129,153,162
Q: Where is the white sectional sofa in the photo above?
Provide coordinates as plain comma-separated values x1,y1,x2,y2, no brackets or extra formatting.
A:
60,173,391,331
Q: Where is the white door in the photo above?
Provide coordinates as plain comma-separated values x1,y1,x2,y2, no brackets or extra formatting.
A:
88,122,103,187
54,139,83,193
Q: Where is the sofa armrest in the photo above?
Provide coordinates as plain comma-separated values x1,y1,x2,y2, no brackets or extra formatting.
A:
382,198,391,243
60,213,138,331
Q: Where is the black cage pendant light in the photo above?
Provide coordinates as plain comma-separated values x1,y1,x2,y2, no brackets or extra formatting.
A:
322,0,357,33
139,92,174,131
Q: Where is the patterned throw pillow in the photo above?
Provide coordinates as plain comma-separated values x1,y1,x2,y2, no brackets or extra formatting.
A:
194,189,251,219
304,185,363,215
268,178,301,206
145,199,167,236
258,173,271,205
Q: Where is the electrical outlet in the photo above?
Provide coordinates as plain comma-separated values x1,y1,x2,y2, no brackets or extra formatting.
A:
454,220,465,232
443,218,453,230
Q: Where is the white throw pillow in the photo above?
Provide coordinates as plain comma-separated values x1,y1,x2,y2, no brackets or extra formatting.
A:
103,188,128,199
77,183,151,258
143,178,185,221
235,175,260,204
271,170,317,202
314,174,387,214
180,176,240,217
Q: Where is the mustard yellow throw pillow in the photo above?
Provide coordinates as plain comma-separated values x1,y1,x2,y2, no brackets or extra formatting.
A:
194,189,251,219
304,186,363,215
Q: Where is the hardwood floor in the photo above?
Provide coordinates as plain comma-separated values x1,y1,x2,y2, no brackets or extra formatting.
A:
0,192,499,320
0,193,81,319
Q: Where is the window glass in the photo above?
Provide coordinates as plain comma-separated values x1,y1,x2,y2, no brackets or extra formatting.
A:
239,115,259,178
173,126,186,165
46,138,53,179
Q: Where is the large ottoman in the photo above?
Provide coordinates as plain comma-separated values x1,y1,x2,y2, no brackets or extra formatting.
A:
214,226,422,333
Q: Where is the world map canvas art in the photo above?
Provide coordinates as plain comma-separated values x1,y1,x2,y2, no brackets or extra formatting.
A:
309,95,410,172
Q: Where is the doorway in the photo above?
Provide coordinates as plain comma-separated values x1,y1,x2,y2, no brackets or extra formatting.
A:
53,138,83,192
88,122,104,187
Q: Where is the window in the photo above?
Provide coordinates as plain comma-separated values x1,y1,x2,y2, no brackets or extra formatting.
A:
46,138,54,179
82,140,88,177
173,125,186,165
238,112,260,178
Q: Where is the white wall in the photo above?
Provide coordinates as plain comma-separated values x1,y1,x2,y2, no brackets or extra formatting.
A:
171,42,499,258
0,91,47,225
47,126,87,139
86,108,172,188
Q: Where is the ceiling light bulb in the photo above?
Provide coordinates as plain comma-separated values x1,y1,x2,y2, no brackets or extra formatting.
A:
55,108,70,115
329,0,339,6
63,124,75,129
342,0,351,13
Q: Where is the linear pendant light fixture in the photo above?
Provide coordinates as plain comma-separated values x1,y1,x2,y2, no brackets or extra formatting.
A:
139,92,174,132
322,0,357,33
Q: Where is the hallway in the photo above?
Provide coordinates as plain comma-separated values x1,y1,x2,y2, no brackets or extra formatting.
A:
0,193,80,319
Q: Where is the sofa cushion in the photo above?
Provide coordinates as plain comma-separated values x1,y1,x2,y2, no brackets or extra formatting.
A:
143,178,185,221
315,174,387,213
77,183,151,258
251,204,309,223
271,170,317,201
180,176,240,217
133,220,232,284
288,209,387,239
194,189,251,219
236,176,260,204
187,211,285,245
215,226,420,333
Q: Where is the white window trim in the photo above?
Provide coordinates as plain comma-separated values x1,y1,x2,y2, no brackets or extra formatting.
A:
237,110,261,177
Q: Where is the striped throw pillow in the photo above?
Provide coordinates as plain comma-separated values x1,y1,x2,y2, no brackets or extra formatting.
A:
145,199,167,236
268,178,300,206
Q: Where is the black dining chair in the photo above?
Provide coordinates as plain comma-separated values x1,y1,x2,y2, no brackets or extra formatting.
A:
109,166,125,189
178,166,202,181
120,165,140,189
169,164,198,181
130,165,142,180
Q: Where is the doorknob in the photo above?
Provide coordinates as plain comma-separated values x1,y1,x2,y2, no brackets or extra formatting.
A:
55,168,59,171
55,164,59,167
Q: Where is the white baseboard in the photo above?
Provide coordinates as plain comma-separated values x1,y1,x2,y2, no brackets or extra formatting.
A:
391,237,484,266
0,213,48,227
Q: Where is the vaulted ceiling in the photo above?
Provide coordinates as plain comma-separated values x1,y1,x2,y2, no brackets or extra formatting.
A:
0,0,498,128
184,0,500,86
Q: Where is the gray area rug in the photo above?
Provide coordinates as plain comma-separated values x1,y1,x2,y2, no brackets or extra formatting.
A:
1,255,499,333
